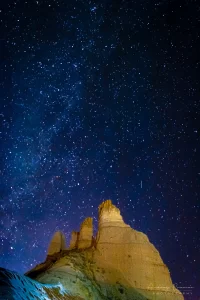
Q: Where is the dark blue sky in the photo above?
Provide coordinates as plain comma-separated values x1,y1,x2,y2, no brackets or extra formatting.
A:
0,0,200,299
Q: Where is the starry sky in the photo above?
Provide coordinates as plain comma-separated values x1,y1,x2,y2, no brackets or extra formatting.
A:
0,0,200,299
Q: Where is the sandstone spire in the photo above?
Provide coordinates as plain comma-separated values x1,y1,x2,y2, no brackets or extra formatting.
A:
98,199,127,228
77,217,93,249
69,231,79,250
47,231,66,256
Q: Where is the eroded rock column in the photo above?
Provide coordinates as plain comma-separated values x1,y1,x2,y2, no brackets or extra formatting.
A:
47,231,66,256
77,217,93,249
69,231,79,250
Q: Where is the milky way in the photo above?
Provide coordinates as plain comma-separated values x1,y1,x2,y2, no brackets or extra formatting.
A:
0,1,200,299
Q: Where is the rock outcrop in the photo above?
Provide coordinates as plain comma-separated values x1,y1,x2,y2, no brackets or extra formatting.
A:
69,231,79,249
25,200,184,300
47,231,66,256
95,200,182,300
98,199,127,227
77,217,93,249
0,267,83,300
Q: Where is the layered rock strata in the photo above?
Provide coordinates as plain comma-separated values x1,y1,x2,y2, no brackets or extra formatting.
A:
95,200,183,300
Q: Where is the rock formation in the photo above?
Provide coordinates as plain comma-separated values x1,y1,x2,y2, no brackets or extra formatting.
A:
0,267,83,300
77,217,93,249
24,200,184,300
69,231,79,249
95,200,182,299
98,199,126,227
47,231,66,256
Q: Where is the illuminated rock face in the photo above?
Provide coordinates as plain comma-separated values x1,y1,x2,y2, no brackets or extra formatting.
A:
77,217,93,249
26,200,184,300
95,200,183,300
98,199,127,227
0,267,83,300
69,231,79,250
47,231,66,256
69,218,93,250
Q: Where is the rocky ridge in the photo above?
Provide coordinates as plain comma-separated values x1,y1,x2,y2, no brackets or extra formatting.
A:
25,199,184,300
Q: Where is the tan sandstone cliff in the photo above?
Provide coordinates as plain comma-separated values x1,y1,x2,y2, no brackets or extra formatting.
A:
27,200,184,300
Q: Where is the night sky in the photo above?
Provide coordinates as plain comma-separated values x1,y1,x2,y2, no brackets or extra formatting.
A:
0,0,200,299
